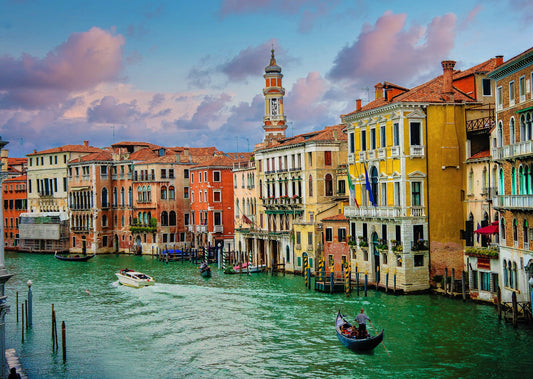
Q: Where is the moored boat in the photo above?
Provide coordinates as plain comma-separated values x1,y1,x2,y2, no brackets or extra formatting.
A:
231,262,266,273
115,269,155,288
335,311,384,352
54,251,96,262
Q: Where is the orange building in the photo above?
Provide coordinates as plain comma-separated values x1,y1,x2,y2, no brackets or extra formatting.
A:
3,174,27,249
190,154,237,250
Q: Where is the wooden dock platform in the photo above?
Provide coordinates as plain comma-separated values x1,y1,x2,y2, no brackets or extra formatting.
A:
5,348,27,379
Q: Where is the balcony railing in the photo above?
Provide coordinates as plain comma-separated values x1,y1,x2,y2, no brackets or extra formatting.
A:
196,225,207,233
344,206,407,218
410,145,424,158
367,150,376,160
492,140,533,161
378,148,387,160
359,151,367,161
390,146,400,157
213,225,223,233
493,194,533,209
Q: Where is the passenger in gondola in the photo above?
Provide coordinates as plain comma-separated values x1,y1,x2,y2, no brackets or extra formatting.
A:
355,308,370,339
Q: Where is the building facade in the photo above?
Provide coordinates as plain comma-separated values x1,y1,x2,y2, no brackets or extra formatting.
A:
489,46,533,304
3,174,26,249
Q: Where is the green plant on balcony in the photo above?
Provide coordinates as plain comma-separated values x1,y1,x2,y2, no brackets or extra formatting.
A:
464,246,499,258
358,236,368,248
377,238,388,251
412,239,428,251
392,240,403,253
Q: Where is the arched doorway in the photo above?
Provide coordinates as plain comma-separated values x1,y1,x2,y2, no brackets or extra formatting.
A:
372,232,380,278
135,236,142,255
114,234,119,253
82,236,87,254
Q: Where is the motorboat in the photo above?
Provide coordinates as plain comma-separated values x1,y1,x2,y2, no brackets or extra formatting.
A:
232,262,266,273
115,269,155,288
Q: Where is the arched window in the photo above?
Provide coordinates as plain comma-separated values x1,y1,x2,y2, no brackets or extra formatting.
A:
121,187,125,206
137,186,142,202
102,187,108,208
161,186,167,200
513,219,518,242
513,262,518,289
520,114,526,142
169,211,176,226
309,175,313,197
169,186,175,199
128,186,133,206
468,169,474,194
500,217,506,240
499,167,505,195
161,211,168,226
519,166,525,194
482,167,488,193
510,117,516,144
147,186,152,202
102,214,107,227
259,179,263,198
325,174,333,196
503,260,508,287
113,187,118,206
526,165,531,195
235,199,240,218
143,212,148,225
511,167,517,195
371,166,378,205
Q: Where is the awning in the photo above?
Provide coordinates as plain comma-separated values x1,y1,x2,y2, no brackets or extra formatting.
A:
516,105,533,114
474,221,499,235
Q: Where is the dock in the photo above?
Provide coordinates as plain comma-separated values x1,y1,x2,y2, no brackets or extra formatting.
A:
5,348,27,379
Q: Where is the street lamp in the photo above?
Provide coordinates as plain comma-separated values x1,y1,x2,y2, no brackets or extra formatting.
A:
0,136,13,379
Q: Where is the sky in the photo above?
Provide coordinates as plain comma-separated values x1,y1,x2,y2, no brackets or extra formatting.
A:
1,0,532,158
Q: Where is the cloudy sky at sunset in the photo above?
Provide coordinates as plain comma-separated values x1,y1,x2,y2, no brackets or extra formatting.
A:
1,0,532,157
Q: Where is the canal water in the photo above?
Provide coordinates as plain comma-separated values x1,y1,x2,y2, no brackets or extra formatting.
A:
3,251,533,378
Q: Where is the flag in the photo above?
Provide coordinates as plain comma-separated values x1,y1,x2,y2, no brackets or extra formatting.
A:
347,170,359,208
364,164,376,206
242,214,253,225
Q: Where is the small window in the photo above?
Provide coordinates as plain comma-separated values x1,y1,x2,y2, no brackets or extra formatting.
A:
213,171,221,182
184,169,189,179
482,78,492,96
325,228,333,242
324,151,332,166
213,191,221,202
414,254,424,267
338,228,346,242
509,81,515,105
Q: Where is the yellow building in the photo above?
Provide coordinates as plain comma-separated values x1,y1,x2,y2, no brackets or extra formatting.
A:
342,60,496,292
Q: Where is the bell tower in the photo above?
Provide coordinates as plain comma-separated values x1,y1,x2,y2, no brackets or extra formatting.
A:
263,49,287,143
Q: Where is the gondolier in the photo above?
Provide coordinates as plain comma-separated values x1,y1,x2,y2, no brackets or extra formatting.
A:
355,308,370,339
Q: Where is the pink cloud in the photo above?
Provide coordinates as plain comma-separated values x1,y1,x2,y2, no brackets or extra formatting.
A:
328,11,457,86
218,39,279,81
0,27,124,109
87,96,141,123
176,93,232,130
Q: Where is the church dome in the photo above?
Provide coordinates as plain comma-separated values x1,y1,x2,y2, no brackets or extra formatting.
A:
265,49,281,73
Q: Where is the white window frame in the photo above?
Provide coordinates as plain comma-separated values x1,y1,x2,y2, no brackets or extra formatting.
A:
509,80,515,106
213,190,221,202
519,75,526,102
213,171,221,182
497,86,503,110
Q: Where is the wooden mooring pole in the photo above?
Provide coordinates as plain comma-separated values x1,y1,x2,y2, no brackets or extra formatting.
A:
21,303,24,343
62,321,67,362
16,292,18,323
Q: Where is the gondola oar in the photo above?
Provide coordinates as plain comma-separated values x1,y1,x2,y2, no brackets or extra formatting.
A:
369,319,390,356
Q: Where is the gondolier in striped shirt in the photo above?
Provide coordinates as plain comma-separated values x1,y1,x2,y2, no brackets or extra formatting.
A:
355,308,370,339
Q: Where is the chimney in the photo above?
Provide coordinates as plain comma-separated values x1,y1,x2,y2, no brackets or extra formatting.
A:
333,129,338,141
83,140,89,147
356,99,362,111
441,60,456,102
374,82,384,99
495,55,504,67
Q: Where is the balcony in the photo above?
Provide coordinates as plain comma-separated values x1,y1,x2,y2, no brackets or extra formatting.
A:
367,150,376,160
492,140,533,161
187,225,194,232
344,205,407,218
410,145,424,158
359,151,367,161
213,225,223,233
378,148,387,160
348,154,355,164
493,194,533,209
196,225,207,233
390,146,400,158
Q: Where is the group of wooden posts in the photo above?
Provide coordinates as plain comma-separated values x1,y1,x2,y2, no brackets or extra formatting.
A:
312,258,397,296
15,287,67,362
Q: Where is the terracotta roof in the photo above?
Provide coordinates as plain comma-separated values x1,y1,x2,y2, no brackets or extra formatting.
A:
322,214,349,222
5,174,26,182
467,150,491,160
7,157,27,165
191,155,236,169
129,147,159,162
27,144,102,156
256,124,346,152
69,150,113,163
453,57,501,80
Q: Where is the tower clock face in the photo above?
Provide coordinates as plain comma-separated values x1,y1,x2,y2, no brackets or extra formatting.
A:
271,98,278,116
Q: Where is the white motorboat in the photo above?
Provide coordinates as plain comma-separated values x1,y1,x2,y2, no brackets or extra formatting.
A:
232,262,266,273
115,269,155,288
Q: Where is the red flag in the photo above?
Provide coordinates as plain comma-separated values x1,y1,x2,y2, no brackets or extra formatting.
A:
242,215,253,224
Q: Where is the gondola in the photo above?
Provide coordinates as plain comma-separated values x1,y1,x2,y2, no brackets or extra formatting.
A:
335,311,384,352
199,262,211,277
54,251,96,262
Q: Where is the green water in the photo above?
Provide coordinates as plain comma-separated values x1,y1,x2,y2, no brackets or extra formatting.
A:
4,251,533,378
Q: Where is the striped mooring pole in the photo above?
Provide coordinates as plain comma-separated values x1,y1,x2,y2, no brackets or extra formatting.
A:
345,262,351,297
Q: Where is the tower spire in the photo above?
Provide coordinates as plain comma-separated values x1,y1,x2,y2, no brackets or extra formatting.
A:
262,49,286,143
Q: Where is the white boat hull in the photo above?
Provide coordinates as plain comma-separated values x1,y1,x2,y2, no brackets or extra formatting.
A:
115,271,154,288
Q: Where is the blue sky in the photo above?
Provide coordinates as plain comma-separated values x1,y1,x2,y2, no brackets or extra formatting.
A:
1,0,532,157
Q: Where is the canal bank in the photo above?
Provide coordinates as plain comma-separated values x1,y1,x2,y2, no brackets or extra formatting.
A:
4,251,533,378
